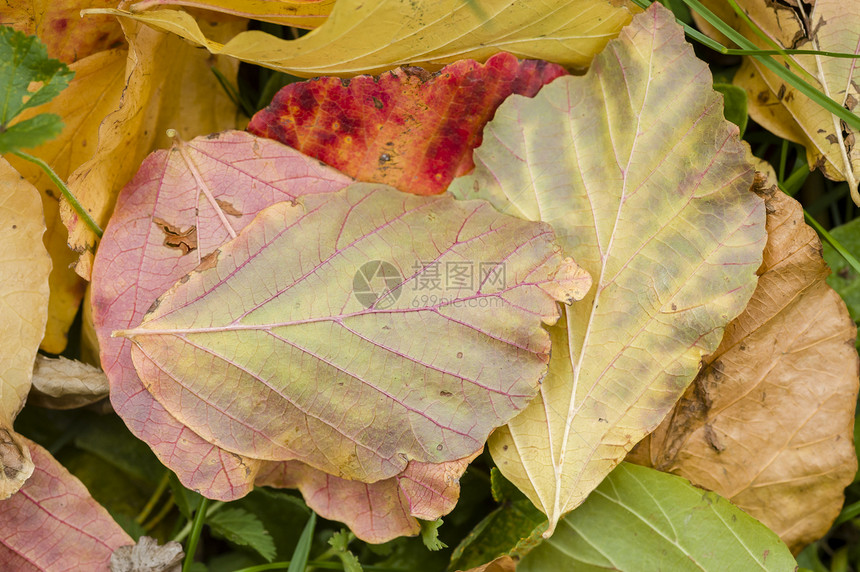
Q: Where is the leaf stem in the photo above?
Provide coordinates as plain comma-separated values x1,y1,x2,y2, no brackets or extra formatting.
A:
135,471,170,524
182,497,209,572
10,149,103,237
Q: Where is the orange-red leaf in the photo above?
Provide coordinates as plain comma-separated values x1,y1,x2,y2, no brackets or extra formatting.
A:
248,53,566,196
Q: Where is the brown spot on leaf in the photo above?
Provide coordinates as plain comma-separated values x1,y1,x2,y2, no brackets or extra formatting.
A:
401,65,435,82
777,84,786,101
215,199,243,217
372,96,384,109
198,249,220,271
440,390,453,397
826,134,839,144
153,218,197,254
704,424,725,453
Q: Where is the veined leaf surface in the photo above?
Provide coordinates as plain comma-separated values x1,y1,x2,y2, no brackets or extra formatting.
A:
92,130,353,499
517,463,797,571
0,437,133,569
628,166,859,552
118,185,590,482
449,3,767,533
91,0,635,78
258,452,480,543
130,0,335,29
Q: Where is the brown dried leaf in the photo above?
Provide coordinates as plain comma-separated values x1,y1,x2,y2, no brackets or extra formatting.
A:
29,355,109,410
629,164,859,552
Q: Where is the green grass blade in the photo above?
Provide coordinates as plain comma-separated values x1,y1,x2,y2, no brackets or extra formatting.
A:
287,511,316,572
681,0,860,131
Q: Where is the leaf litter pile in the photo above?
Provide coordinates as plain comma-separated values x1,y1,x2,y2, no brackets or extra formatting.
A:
0,0,857,570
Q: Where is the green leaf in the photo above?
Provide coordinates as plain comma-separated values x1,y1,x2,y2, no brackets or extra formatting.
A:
327,530,363,572
287,512,316,572
235,488,311,559
0,25,73,127
713,83,748,136
517,463,797,571
419,519,447,551
208,508,276,563
0,113,63,153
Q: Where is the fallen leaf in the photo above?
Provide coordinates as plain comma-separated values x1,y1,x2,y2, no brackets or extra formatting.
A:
628,166,859,553
0,437,133,570
258,452,479,543
130,0,335,29
91,0,636,78
247,53,567,196
62,14,245,280
516,463,797,571
117,184,590,481
110,536,183,572
93,141,487,543
92,130,353,499
5,47,126,353
0,158,51,498
693,0,860,203
0,0,125,64
448,3,766,534
28,355,109,410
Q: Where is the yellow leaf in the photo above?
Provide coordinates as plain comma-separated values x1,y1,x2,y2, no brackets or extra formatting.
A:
61,15,245,280
694,0,860,203
89,0,636,78
0,158,51,498
6,48,127,353
449,4,766,534
130,0,335,29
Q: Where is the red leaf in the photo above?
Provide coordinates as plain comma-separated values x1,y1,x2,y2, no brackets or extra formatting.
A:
0,437,132,570
247,52,566,195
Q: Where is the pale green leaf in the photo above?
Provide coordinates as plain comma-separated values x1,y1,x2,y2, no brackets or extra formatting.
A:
518,463,797,572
